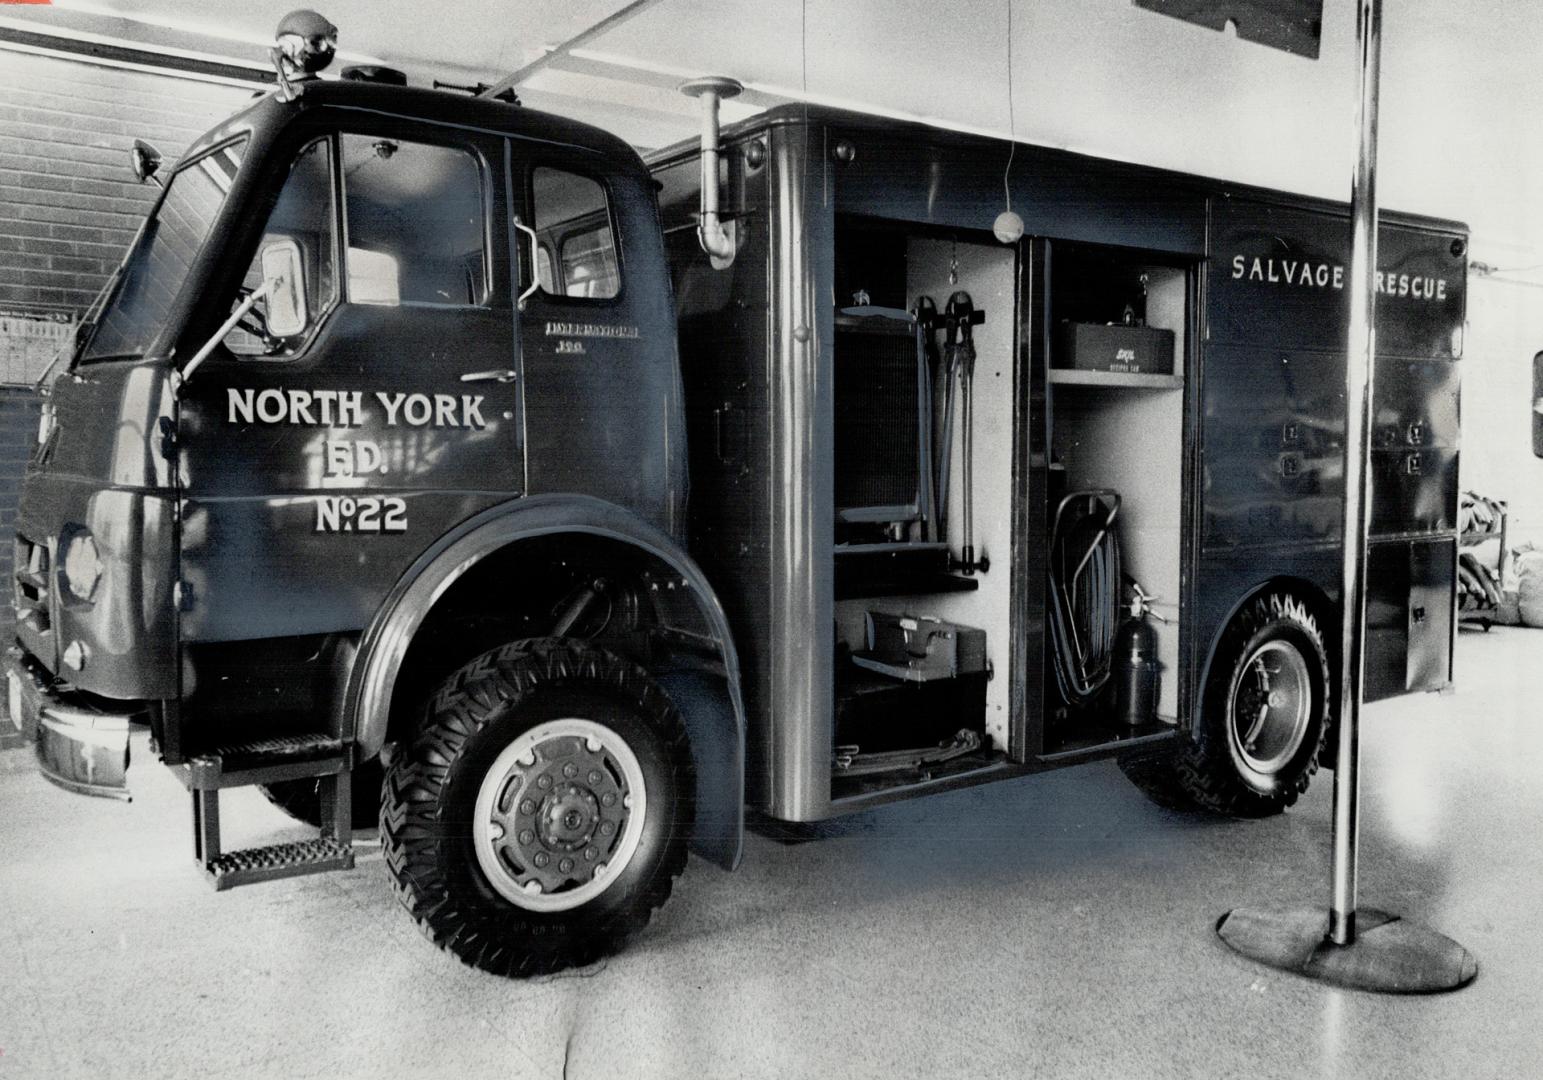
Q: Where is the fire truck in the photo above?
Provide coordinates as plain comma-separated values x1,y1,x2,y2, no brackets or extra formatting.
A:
7,18,1466,977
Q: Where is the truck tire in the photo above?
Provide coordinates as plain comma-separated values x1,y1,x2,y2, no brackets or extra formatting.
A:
381,638,693,977
1123,592,1330,817
260,757,386,831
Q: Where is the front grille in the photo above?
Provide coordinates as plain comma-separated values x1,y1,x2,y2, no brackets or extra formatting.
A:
14,535,50,634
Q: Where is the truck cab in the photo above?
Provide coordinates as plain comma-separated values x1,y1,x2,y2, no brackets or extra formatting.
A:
11,74,747,976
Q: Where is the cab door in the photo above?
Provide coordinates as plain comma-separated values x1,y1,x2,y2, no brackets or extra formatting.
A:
176,120,522,648
511,150,683,535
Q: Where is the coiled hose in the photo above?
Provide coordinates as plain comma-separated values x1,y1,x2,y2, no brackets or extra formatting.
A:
1048,490,1122,706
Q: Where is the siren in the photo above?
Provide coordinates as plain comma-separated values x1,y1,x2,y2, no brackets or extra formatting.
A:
271,9,338,100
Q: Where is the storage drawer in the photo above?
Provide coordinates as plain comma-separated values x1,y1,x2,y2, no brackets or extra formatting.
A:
1369,446,1459,537
1365,537,1455,701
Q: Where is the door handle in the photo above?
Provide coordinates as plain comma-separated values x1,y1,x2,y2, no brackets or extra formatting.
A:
513,215,540,310
460,369,518,383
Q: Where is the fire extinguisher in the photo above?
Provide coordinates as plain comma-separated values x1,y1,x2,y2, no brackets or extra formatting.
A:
1114,583,1166,727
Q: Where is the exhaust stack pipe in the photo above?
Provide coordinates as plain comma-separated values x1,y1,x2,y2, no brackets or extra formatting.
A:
679,76,743,269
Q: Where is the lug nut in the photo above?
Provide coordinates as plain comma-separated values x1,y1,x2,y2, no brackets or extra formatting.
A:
537,775,552,790
601,793,616,807
600,821,615,837
533,851,550,868
584,847,598,861
588,770,603,785
562,762,578,778
518,830,534,845
519,799,536,816
558,858,573,874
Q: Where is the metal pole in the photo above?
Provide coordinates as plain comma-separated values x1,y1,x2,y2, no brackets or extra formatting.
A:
1330,0,1382,949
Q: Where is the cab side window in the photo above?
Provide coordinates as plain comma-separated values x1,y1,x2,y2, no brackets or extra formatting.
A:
225,138,336,357
532,167,619,300
341,134,487,306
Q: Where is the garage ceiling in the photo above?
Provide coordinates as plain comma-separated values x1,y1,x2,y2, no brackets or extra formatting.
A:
3,0,1540,261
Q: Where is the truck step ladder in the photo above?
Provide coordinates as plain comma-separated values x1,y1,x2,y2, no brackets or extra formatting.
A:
177,734,355,890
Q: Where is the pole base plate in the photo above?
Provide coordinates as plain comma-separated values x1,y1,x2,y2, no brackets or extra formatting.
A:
1217,906,1477,994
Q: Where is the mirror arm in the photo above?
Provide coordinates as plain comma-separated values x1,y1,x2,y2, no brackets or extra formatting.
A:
174,280,271,392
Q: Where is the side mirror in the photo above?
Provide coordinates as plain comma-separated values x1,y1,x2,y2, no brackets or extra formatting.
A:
1533,351,1543,459
260,239,307,338
130,139,163,186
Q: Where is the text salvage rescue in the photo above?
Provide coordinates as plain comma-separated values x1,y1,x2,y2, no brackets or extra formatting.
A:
1230,255,1450,301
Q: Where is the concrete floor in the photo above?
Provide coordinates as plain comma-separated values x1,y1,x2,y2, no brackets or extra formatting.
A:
2,627,1540,1079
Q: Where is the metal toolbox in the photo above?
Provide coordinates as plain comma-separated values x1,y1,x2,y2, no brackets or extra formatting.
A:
1055,322,1175,375
852,611,987,683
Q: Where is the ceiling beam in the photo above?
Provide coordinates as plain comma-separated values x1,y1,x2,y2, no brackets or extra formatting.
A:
481,0,670,100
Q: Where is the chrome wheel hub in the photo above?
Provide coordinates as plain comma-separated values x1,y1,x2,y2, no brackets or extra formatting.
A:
472,718,646,913
1230,640,1312,776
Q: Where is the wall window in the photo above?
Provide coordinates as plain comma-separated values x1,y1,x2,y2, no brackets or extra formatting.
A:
532,167,619,300
341,134,487,306
225,138,336,356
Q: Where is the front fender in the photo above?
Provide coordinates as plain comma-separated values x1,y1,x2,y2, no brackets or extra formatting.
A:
346,493,746,869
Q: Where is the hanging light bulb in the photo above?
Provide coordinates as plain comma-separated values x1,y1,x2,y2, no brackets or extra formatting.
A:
993,209,1024,244
993,0,1021,245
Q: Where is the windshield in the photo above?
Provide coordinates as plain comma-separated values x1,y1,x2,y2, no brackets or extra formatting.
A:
81,137,247,363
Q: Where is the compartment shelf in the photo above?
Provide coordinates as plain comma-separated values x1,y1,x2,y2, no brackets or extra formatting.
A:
835,571,980,602
1048,369,1184,390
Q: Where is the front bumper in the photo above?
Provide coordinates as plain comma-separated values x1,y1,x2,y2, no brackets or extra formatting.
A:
6,647,140,800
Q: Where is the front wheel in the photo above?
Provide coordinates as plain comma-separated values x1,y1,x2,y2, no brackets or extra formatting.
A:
1123,591,1330,817
382,639,694,977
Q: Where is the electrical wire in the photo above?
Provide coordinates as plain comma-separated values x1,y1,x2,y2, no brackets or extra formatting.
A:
1003,0,1015,213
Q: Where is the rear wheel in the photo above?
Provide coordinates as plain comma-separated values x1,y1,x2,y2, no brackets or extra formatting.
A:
1122,591,1330,817
382,638,693,977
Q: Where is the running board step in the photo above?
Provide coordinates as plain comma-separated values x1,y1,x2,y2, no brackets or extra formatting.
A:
205,836,355,891
178,734,348,790
179,733,357,890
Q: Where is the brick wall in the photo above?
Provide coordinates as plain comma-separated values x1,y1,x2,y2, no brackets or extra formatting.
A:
0,49,255,315
0,48,253,740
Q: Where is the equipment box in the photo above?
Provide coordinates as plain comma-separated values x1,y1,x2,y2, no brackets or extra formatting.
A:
1055,322,1175,375
852,611,987,682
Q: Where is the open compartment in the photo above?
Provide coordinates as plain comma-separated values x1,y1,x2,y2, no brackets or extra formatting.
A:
1044,241,1191,753
1050,242,1187,388
827,217,1016,796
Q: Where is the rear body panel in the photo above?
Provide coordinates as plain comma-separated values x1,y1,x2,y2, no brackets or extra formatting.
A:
650,106,1465,821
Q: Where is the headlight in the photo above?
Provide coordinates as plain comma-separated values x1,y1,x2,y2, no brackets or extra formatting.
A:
61,532,102,603
35,402,56,452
